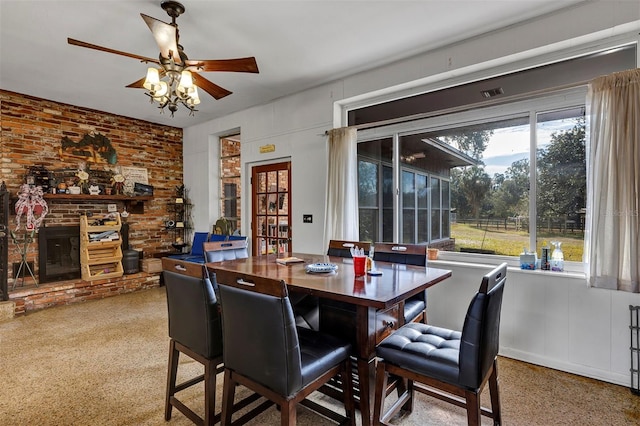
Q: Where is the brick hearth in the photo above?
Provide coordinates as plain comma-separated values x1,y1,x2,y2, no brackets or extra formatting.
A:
8,271,161,316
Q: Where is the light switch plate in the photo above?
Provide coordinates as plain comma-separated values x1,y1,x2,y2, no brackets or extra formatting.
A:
107,204,117,213
303,214,313,223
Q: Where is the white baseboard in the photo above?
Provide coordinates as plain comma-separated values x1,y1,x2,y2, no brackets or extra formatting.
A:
500,347,630,388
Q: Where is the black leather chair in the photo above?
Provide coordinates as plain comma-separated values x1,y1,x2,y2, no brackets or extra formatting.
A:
373,263,507,426
162,258,259,426
162,257,223,425
214,268,356,426
373,243,428,324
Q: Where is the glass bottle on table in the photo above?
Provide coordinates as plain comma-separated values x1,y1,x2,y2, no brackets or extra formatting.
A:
550,241,564,272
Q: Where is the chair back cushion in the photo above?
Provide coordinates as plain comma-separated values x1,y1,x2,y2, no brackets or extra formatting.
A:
215,270,303,397
203,240,249,263
372,243,427,266
327,240,371,258
459,263,507,388
162,258,222,359
190,232,210,257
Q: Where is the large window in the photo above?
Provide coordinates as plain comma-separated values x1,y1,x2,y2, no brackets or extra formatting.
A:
357,92,587,259
353,44,635,262
220,135,241,233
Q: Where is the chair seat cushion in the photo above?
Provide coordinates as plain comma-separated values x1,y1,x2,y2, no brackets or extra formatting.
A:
403,298,426,323
376,322,461,384
298,327,351,388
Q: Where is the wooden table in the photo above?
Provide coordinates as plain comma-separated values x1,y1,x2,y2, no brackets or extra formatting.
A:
207,253,451,426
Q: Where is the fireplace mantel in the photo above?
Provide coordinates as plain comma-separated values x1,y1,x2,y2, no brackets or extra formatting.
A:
42,194,152,214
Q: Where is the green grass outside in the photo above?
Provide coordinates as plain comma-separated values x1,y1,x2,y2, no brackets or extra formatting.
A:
451,222,584,261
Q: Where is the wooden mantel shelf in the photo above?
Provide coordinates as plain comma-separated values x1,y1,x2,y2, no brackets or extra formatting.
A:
42,194,152,214
43,194,152,202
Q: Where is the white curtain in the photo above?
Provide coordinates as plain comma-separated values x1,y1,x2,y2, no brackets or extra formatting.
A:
585,68,640,292
324,127,359,248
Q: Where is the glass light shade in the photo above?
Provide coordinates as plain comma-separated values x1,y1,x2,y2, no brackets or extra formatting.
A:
177,70,194,95
143,67,160,91
180,70,193,88
153,81,169,99
187,86,201,106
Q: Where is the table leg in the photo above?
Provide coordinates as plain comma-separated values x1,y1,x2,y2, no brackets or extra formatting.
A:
356,356,376,426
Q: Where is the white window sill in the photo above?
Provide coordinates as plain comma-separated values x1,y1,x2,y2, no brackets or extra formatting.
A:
431,251,586,280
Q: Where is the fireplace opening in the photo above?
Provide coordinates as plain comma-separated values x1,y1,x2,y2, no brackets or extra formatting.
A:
38,226,81,283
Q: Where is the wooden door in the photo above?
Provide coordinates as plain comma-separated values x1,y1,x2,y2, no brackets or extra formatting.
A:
251,162,292,256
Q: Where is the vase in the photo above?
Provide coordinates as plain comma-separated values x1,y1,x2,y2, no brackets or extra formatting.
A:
550,241,564,272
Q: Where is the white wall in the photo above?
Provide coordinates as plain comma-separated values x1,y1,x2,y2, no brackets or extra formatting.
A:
426,261,640,387
182,1,640,386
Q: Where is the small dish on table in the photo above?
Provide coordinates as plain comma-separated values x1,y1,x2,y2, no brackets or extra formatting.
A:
305,263,338,274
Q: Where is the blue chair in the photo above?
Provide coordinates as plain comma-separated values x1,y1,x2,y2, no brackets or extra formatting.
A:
168,232,209,263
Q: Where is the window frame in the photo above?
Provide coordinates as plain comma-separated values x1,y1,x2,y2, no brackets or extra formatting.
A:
357,87,588,271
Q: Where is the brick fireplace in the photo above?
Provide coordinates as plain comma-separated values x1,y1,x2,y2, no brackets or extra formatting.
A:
0,89,185,316
37,225,81,283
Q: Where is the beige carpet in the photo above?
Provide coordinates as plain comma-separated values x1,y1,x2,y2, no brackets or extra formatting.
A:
0,287,638,425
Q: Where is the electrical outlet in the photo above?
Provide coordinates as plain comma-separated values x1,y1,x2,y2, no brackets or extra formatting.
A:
303,214,313,223
107,204,117,213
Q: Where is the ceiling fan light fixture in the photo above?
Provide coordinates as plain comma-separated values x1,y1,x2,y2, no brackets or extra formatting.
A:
155,81,169,98
143,67,160,91
177,70,194,95
186,86,201,106
68,1,258,118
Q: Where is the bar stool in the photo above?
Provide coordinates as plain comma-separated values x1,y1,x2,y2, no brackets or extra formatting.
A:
373,263,507,426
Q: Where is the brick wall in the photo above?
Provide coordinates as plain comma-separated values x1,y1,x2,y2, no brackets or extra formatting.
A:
0,90,184,312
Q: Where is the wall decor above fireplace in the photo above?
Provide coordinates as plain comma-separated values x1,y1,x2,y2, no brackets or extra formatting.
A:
60,132,117,164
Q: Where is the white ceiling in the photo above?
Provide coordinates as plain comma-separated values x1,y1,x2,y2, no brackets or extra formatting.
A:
1,0,586,129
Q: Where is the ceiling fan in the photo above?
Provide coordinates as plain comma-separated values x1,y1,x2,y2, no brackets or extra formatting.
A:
68,0,259,116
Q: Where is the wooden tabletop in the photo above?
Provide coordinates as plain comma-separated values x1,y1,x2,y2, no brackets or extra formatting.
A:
207,252,452,309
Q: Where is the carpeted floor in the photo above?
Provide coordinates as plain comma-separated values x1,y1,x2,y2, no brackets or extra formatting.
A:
0,286,638,425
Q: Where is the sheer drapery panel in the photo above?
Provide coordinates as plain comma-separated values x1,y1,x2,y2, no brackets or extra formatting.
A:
586,68,640,292
324,127,359,248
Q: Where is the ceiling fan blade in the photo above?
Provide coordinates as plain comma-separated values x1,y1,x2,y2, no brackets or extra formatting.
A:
193,74,232,100
125,77,147,89
185,57,259,73
67,38,160,64
140,13,180,63
125,69,166,89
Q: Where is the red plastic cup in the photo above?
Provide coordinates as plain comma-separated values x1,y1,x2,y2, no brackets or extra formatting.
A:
353,256,366,277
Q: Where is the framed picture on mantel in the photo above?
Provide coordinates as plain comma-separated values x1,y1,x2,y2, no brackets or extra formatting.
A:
120,167,148,196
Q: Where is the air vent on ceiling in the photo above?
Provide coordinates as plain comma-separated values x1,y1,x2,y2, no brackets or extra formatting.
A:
481,87,504,98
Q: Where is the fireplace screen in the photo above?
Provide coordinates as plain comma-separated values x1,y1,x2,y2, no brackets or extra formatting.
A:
38,226,81,283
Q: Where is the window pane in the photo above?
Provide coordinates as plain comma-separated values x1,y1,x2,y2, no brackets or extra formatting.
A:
431,209,441,241
358,138,393,243
402,171,415,208
220,135,241,232
417,175,427,208
359,209,378,243
442,181,451,238
443,209,450,238
535,108,586,262
358,160,378,208
401,171,415,243
418,209,428,243
442,180,450,209
429,116,530,255
430,177,440,209
402,209,415,243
